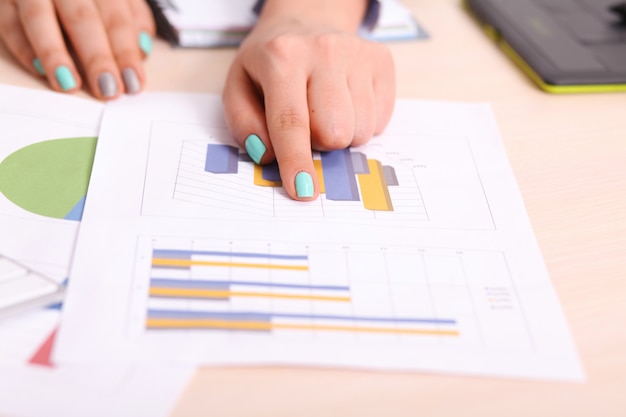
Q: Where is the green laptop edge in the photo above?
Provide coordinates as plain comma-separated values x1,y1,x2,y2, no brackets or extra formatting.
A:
463,0,626,94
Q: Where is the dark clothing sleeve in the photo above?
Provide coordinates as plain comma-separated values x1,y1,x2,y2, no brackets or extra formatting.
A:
252,0,381,31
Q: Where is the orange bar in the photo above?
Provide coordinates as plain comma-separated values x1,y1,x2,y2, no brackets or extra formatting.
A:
357,159,393,211
314,159,325,194
146,318,459,336
152,258,308,271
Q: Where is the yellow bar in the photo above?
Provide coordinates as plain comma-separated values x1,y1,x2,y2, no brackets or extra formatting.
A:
149,287,350,302
146,318,459,336
313,159,325,194
152,258,308,271
253,164,281,187
357,159,393,211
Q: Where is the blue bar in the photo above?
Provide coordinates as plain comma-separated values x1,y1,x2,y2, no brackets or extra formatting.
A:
261,162,281,182
152,249,307,261
321,149,360,201
152,250,192,260
148,310,271,332
204,144,239,174
151,278,230,290
152,249,192,270
147,309,457,325
150,278,349,292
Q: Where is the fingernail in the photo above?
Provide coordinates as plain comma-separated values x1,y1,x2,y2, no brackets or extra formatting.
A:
98,72,118,98
244,134,266,164
139,31,153,56
55,66,76,91
295,172,314,198
33,58,45,76
122,68,141,94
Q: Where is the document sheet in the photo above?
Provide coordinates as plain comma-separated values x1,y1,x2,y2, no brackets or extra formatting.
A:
0,85,193,417
54,92,584,381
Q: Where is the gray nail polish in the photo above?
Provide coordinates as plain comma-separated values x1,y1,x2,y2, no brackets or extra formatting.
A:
98,72,118,98
122,68,141,94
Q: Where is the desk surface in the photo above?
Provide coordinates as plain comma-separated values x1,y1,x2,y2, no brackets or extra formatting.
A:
1,1,625,416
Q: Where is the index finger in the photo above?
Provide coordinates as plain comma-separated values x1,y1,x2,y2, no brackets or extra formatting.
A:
263,73,319,201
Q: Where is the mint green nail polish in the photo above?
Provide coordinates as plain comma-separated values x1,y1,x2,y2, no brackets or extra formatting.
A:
295,172,314,198
139,31,153,56
55,66,76,91
33,58,45,76
244,134,266,164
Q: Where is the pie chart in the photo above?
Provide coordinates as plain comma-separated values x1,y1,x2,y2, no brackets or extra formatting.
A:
0,137,97,221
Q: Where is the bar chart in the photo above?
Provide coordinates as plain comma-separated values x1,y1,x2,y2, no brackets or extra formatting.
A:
138,239,465,339
141,121,497,230
204,144,399,212
132,236,534,351
53,95,584,379
170,140,416,219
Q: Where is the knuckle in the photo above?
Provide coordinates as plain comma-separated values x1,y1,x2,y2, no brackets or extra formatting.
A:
314,32,341,51
315,33,354,60
85,52,112,70
352,123,375,147
62,3,98,26
113,48,137,66
264,34,298,62
316,124,353,150
104,10,129,33
18,2,47,22
272,108,307,130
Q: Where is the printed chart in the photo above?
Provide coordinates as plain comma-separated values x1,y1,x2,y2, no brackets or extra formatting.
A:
130,236,533,353
54,93,583,380
141,121,496,230
0,85,102,281
0,137,95,221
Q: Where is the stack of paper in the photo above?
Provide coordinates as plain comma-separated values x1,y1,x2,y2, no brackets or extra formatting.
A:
0,78,585,416
153,0,428,47
53,91,582,381
0,85,193,417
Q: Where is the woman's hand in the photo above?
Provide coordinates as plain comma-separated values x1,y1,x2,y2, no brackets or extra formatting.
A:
0,0,155,99
222,2,395,201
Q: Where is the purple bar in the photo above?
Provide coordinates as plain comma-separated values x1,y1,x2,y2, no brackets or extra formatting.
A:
351,152,370,174
147,309,457,325
262,162,281,182
204,144,239,174
383,165,399,186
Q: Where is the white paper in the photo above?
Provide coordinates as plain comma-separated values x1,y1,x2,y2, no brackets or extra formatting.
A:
0,309,193,417
0,84,103,280
0,309,58,367
0,363,193,417
161,0,426,47
54,91,584,381
0,84,193,417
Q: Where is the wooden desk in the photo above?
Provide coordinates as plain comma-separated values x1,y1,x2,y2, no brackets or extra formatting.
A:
1,1,624,416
